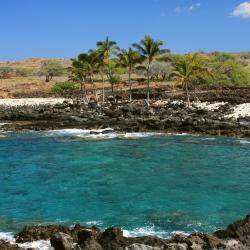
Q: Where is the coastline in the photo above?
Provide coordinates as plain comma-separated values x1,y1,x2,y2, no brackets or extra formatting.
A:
0,97,250,138
0,214,249,250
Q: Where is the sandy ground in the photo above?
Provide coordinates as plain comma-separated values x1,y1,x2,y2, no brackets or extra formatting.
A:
225,103,250,119
0,98,68,107
193,102,227,111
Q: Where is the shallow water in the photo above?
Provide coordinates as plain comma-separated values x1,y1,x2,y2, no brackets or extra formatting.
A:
0,130,249,239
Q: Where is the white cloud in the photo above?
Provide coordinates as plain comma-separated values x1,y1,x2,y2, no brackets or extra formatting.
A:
232,1,250,18
188,3,201,11
175,3,201,13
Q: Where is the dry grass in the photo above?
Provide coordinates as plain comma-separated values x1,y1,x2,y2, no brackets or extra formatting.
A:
0,58,70,69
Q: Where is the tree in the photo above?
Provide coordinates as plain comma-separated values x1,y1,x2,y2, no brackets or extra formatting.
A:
118,48,142,101
137,61,173,81
39,60,64,82
70,50,98,101
170,59,194,106
133,35,169,102
170,53,211,106
96,37,120,100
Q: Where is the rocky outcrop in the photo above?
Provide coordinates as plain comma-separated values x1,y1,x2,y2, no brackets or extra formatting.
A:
15,225,71,243
6,214,249,250
50,232,74,250
1,99,250,137
214,214,250,247
0,240,24,250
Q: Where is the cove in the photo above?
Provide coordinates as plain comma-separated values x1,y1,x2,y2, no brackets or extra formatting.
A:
0,130,249,238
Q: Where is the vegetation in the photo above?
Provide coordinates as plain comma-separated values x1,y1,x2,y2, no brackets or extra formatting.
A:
66,36,250,105
52,81,80,93
0,67,14,80
118,48,142,101
206,52,249,86
170,53,211,106
15,67,33,77
96,37,120,99
39,60,65,82
133,35,170,102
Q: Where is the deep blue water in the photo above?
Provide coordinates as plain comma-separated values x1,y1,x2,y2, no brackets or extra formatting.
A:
0,130,249,237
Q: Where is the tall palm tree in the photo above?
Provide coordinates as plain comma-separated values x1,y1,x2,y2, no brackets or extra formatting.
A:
97,37,120,101
133,35,169,102
118,48,142,101
170,59,194,107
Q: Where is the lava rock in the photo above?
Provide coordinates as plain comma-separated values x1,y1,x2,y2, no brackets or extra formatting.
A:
50,232,74,250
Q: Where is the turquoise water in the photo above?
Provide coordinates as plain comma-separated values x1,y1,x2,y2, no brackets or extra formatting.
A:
0,130,249,237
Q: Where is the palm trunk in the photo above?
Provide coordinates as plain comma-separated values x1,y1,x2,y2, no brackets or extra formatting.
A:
90,75,98,103
101,73,105,103
111,82,114,97
129,67,132,101
185,82,190,107
146,64,150,103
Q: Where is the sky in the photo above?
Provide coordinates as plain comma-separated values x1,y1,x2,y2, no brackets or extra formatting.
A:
0,0,250,60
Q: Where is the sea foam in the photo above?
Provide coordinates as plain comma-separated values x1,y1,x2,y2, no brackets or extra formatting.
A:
0,232,51,250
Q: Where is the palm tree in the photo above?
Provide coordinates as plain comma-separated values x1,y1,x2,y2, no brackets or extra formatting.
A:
133,35,169,102
70,57,88,99
97,37,120,100
170,54,212,107
170,59,194,106
118,48,142,101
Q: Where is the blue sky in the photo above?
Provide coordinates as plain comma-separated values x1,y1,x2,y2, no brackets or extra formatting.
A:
1,0,250,60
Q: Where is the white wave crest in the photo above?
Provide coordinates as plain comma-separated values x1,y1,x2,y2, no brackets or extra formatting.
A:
239,140,250,144
45,128,163,140
122,226,188,239
0,232,51,250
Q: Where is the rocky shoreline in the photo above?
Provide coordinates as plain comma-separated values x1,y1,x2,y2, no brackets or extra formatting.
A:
0,98,250,137
0,214,249,250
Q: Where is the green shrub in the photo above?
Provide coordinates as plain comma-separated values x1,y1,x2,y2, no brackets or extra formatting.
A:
206,53,250,86
0,67,14,79
52,81,80,92
15,67,33,77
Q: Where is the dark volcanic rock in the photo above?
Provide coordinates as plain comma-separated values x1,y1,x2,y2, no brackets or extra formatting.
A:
214,214,250,246
0,240,24,250
15,225,71,243
50,232,74,250
98,227,129,250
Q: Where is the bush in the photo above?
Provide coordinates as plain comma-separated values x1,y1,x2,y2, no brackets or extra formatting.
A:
0,67,14,79
52,81,80,92
207,56,250,86
15,67,33,77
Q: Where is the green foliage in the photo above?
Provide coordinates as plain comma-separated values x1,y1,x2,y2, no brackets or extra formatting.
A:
0,67,14,79
39,60,65,82
207,53,249,86
15,67,33,77
159,53,185,63
52,81,80,92
110,74,121,84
